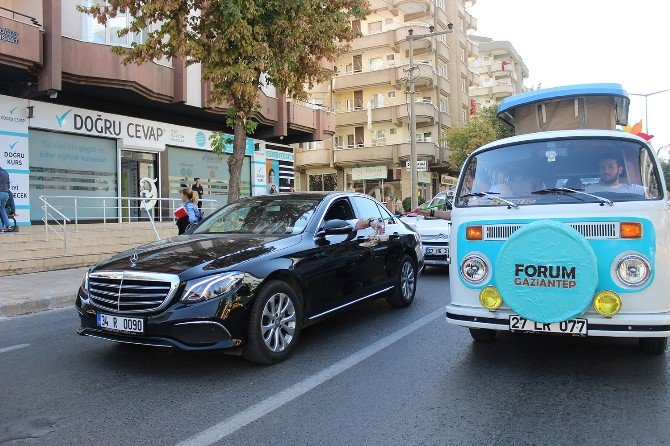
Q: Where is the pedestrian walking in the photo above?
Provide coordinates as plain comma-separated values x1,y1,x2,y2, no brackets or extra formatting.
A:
175,188,201,235
0,167,11,233
192,177,204,211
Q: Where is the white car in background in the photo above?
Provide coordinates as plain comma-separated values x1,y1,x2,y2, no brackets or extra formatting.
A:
401,192,452,273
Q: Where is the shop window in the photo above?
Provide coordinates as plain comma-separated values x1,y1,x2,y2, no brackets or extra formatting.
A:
308,173,338,191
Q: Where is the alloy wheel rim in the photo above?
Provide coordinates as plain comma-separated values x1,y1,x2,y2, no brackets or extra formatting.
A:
401,262,415,300
261,292,296,353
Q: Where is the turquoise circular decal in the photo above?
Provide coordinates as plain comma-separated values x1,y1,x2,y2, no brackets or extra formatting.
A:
495,220,598,323
195,131,206,147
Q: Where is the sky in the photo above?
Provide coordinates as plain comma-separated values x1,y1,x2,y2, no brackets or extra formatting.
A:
470,0,670,159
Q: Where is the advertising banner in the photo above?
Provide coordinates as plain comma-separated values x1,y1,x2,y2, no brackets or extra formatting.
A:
0,95,30,225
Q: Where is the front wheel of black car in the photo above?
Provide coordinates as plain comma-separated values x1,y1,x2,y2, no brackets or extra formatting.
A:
386,255,417,308
242,280,302,365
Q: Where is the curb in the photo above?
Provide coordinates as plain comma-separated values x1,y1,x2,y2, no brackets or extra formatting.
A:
0,293,74,318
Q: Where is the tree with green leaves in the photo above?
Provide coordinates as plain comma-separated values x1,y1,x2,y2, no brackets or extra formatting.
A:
445,106,515,171
661,159,670,192
79,0,369,202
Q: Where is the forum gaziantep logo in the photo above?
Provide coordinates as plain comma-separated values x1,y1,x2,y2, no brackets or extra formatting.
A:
514,263,577,289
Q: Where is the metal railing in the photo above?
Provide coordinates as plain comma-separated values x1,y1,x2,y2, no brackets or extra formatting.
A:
0,6,42,27
39,197,71,255
38,195,224,253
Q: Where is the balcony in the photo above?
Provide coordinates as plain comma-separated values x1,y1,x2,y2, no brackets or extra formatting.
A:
288,101,336,140
0,15,42,71
333,140,437,166
393,0,431,14
61,38,174,102
435,5,450,29
465,12,477,32
467,40,478,58
335,100,438,127
350,31,394,52
468,71,479,87
439,111,452,128
334,66,399,92
437,77,451,97
492,83,516,97
296,148,332,168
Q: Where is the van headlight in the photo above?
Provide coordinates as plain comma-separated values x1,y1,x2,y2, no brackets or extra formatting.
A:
615,254,651,287
181,272,245,303
80,270,90,300
461,254,488,284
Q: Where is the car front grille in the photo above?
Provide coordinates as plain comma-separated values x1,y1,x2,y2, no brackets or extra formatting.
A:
88,272,180,314
483,222,620,241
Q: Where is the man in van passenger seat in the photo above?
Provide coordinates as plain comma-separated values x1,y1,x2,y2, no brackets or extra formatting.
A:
585,154,645,195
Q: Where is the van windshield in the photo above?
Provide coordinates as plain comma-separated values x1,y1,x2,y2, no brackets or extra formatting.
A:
456,138,663,207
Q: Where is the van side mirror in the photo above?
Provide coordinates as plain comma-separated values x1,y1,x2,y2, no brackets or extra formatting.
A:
316,219,353,237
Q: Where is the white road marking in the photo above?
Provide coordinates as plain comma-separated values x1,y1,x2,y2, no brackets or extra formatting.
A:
176,308,443,446
0,343,30,354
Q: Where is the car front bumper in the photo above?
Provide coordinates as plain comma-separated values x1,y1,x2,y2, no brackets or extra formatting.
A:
445,304,670,338
76,292,245,350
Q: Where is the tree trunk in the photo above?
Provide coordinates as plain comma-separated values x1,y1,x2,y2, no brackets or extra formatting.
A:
227,116,247,203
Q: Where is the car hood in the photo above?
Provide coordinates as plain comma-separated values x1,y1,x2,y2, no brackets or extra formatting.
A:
92,233,301,276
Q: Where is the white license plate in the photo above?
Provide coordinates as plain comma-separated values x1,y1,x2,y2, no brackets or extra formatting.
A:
425,247,448,256
97,313,144,334
509,315,587,335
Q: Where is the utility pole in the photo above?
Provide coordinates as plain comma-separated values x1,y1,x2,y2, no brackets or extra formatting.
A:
407,24,453,210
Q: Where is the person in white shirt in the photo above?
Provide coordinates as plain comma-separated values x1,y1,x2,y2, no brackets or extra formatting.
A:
585,155,645,195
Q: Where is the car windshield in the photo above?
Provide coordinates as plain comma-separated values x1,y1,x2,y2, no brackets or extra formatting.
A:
456,138,664,207
193,196,321,235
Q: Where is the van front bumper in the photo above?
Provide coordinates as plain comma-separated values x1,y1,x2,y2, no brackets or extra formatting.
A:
445,304,670,338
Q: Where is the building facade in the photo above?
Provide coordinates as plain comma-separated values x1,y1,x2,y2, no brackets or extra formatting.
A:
468,36,529,112
0,0,326,225
295,0,478,205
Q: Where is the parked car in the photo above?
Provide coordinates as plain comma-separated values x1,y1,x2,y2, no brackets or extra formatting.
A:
76,192,424,364
401,191,452,273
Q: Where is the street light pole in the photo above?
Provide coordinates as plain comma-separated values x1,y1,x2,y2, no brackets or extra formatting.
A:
629,88,670,134
407,24,453,210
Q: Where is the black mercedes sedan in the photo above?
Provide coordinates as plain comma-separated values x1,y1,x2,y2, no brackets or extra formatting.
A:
76,192,424,364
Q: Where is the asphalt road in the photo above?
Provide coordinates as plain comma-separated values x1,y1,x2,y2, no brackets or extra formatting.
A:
1,269,670,446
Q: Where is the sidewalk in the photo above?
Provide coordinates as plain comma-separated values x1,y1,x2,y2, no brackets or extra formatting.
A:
0,267,87,317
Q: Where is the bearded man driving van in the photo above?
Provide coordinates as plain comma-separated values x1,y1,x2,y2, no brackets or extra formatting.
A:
586,153,645,195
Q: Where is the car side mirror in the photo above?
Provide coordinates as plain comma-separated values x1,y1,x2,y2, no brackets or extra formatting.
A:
316,219,353,237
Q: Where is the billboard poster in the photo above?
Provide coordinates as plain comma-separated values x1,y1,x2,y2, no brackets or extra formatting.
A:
266,159,279,194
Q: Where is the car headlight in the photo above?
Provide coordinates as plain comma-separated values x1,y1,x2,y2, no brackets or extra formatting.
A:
180,272,245,303
461,254,488,284
80,271,90,300
616,254,651,287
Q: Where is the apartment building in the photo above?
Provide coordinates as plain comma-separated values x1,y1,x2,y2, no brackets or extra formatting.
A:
469,35,529,112
0,0,331,225
296,0,478,204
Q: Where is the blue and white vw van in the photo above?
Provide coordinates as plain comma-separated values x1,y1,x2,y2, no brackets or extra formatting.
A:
446,84,670,353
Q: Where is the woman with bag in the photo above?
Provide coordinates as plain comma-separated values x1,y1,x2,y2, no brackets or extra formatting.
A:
175,188,201,235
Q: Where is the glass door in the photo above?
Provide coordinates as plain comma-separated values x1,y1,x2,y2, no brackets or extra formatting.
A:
120,150,158,221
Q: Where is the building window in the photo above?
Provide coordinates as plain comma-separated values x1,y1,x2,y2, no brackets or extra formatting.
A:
389,128,397,135
345,99,353,111
334,136,344,149
347,134,355,148
385,18,395,25
439,99,447,113
435,0,444,7
372,129,386,145
370,57,384,71
308,173,338,192
370,93,384,108
387,91,396,98
460,79,466,92
461,110,466,123
438,64,446,78
459,48,465,62
386,54,395,61
81,0,145,46
436,33,446,43
368,21,382,34
345,63,353,74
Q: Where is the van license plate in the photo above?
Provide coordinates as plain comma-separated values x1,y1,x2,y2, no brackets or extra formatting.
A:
509,315,587,335
97,313,144,334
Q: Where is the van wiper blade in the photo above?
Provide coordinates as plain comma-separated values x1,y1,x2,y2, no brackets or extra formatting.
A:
532,188,613,206
460,191,519,209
